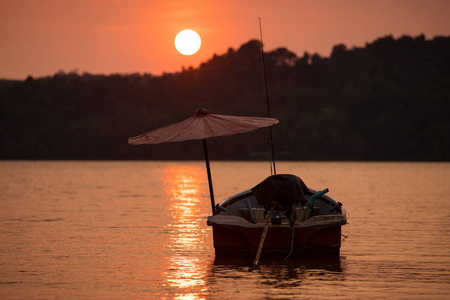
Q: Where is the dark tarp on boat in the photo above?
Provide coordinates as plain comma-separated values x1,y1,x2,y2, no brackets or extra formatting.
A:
251,174,309,209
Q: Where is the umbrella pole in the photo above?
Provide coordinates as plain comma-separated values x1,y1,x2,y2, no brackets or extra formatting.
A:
202,139,216,214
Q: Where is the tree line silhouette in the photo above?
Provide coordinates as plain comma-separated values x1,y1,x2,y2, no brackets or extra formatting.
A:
1,34,449,161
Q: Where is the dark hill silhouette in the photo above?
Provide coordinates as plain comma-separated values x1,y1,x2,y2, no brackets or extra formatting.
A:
1,35,449,161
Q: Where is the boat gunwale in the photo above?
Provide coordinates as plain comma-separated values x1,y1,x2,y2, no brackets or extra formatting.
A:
207,212,347,229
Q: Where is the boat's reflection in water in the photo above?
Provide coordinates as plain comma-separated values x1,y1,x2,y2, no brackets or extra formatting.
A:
210,253,345,296
162,165,211,299
214,253,343,272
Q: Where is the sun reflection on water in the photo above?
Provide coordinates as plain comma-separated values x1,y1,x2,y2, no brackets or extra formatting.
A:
161,165,211,299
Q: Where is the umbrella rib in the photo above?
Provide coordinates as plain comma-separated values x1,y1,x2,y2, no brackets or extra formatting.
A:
212,115,268,136
203,118,217,138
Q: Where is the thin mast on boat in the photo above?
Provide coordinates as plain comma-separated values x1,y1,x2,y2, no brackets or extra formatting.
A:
259,17,276,176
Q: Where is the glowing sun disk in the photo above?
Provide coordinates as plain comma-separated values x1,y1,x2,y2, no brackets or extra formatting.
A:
175,30,201,55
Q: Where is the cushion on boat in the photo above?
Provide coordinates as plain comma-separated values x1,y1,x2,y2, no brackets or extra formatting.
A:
251,174,308,208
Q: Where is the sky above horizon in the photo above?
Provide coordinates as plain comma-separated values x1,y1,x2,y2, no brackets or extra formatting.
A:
1,0,449,80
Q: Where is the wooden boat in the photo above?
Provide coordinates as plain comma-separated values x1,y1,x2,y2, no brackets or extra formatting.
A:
128,110,347,261
207,174,347,258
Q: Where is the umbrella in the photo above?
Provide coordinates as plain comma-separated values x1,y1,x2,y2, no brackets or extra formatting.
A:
128,108,279,214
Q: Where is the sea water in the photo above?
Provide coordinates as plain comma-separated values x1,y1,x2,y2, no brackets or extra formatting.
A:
1,161,449,299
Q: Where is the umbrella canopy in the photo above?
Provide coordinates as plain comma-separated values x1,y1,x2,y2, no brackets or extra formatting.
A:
128,108,279,145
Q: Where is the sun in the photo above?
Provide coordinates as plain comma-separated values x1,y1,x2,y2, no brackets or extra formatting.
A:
175,29,201,55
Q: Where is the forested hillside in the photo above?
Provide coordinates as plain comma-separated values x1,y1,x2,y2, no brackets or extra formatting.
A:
1,35,449,161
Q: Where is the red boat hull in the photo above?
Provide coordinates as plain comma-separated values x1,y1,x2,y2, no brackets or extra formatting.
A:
211,223,342,257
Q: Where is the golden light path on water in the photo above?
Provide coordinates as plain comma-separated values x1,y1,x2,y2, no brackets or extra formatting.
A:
161,165,211,299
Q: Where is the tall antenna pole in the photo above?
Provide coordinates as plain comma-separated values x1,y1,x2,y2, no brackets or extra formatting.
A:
259,17,276,175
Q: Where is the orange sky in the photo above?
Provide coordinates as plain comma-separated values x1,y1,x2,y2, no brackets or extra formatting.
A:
1,0,449,80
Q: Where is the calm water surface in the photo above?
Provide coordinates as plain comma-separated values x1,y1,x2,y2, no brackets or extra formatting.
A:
0,161,449,299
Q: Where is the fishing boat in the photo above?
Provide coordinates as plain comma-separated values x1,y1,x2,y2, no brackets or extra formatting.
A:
207,174,347,258
129,109,347,265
